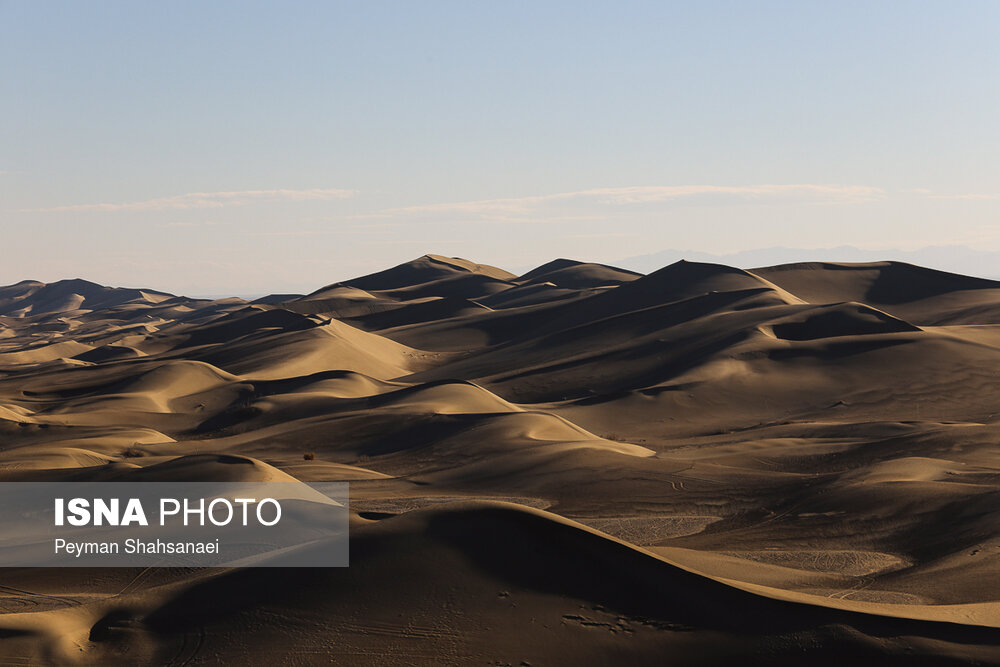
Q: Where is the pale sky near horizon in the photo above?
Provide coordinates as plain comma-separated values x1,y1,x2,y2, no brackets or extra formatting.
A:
2,1,999,294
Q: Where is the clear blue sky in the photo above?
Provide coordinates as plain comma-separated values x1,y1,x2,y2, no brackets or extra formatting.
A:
2,1,998,294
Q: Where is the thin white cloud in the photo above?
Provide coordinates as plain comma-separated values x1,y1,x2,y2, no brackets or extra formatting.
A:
370,184,885,218
249,230,338,237
570,184,884,205
21,188,358,213
563,232,635,239
926,193,999,200
159,220,230,228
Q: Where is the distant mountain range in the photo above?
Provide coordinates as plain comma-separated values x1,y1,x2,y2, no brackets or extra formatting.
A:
616,245,1000,280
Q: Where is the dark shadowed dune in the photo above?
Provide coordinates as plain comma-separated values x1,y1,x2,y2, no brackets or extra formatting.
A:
334,254,516,291
516,258,642,289
753,261,1000,324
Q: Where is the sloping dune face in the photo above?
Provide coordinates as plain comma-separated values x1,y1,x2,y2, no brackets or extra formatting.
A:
1,256,999,665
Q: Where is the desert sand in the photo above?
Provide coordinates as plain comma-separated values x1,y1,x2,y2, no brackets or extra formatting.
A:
0,254,999,665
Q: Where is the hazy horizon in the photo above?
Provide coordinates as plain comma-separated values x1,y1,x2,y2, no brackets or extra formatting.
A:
8,243,1000,300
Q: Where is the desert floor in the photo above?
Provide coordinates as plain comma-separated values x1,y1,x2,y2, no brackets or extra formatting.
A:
1,254,999,665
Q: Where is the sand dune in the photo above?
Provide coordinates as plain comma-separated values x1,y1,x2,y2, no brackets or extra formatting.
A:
1,255,999,664
1,503,997,665
0,279,174,318
515,258,642,289
753,260,1000,324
